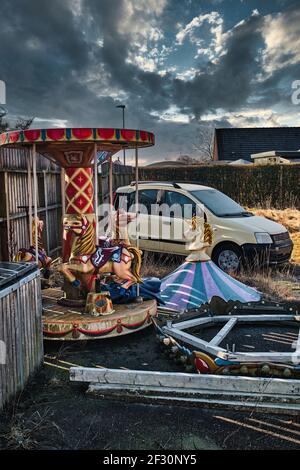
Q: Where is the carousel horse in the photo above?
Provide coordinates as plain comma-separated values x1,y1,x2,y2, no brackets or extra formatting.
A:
14,217,52,275
183,213,213,262
59,211,142,293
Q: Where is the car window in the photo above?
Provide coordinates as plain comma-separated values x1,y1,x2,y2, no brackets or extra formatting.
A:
114,192,135,211
164,191,196,218
138,189,159,211
191,189,249,217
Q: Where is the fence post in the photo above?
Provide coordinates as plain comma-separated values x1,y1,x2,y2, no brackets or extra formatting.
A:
4,171,11,260
43,170,50,253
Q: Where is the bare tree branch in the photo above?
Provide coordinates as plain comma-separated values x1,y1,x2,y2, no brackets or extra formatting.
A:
193,126,215,161
15,116,35,130
0,115,35,132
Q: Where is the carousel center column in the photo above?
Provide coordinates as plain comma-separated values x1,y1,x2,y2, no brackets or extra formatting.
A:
62,165,96,301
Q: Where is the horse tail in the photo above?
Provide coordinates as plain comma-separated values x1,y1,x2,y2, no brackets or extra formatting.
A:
127,246,143,284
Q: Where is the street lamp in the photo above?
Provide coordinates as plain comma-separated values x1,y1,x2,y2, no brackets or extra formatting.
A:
116,104,126,166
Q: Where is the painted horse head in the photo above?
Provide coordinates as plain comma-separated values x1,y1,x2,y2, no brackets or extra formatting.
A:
63,214,89,236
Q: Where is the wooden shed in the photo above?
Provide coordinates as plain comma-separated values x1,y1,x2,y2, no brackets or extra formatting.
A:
0,261,43,409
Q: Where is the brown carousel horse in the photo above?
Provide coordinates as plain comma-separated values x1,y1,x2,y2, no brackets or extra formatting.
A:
58,211,142,292
14,217,52,276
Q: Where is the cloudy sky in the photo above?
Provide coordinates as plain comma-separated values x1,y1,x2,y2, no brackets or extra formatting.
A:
1,0,300,164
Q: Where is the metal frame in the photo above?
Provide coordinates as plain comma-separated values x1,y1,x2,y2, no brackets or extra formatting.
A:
163,314,300,363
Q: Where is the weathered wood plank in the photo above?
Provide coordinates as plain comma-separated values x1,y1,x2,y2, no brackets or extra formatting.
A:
69,367,300,396
86,383,300,415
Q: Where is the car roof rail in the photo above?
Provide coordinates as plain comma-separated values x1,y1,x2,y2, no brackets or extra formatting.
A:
129,181,182,189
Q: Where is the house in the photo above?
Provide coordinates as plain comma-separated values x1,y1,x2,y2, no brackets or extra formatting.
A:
251,150,300,164
213,127,300,162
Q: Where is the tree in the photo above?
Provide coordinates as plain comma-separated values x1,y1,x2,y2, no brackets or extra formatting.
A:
15,116,35,130
0,114,34,132
0,106,8,132
177,154,199,164
193,125,215,161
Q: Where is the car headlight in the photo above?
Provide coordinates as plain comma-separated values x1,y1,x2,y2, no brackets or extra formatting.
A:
255,232,273,244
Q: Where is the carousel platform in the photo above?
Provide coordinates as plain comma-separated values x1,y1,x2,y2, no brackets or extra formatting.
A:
42,288,157,341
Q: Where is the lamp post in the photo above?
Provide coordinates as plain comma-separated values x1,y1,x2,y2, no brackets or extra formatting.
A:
116,104,126,166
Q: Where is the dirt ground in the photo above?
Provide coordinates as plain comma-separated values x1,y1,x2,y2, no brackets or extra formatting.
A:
1,324,300,451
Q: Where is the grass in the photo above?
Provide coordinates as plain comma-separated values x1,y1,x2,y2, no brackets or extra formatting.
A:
236,266,299,303
1,409,64,449
141,251,180,278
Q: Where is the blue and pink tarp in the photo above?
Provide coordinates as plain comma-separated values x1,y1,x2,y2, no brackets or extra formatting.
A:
160,261,261,311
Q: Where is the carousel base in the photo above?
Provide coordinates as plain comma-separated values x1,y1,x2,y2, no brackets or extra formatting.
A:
42,288,157,341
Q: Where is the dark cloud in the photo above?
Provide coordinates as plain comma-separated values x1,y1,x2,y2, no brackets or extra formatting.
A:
172,13,264,118
0,0,299,160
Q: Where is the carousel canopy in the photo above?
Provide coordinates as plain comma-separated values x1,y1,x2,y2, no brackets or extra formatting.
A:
160,260,261,311
0,127,155,167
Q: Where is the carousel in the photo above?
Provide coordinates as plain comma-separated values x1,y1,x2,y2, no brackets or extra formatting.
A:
0,127,157,340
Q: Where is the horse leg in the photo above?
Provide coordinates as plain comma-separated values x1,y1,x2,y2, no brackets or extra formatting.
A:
113,261,137,289
59,263,75,281
59,262,96,290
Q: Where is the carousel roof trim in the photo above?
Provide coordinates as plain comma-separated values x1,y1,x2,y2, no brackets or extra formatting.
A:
0,127,155,149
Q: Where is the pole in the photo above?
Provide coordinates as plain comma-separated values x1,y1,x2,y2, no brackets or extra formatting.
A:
117,104,126,166
94,143,99,242
4,172,11,260
123,107,126,166
109,154,113,236
61,168,66,217
32,144,39,264
135,145,139,297
27,148,33,245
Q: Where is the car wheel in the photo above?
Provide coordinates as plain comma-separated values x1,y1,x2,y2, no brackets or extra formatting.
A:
212,243,242,273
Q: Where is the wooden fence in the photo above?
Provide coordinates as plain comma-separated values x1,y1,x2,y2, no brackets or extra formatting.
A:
100,162,134,203
0,266,43,409
0,147,62,261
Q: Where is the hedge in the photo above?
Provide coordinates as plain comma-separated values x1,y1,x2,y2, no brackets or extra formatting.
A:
140,164,300,209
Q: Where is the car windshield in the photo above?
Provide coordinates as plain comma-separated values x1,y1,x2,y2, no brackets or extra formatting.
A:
191,189,252,217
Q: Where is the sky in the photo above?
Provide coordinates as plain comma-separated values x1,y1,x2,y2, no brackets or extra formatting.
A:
1,0,300,164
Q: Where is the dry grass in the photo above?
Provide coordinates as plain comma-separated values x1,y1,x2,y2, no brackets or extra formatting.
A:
237,266,299,303
1,409,64,449
141,251,179,278
248,207,300,264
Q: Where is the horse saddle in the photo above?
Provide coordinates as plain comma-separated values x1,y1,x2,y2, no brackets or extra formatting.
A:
20,246,48,267
91,246,122,269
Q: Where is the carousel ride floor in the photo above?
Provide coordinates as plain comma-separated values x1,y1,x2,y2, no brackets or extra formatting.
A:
42,287,157,341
